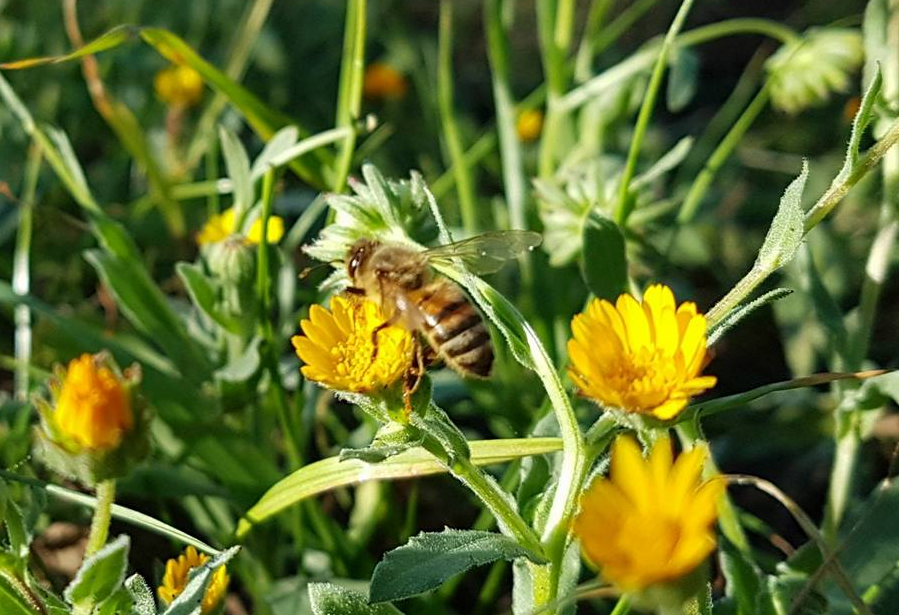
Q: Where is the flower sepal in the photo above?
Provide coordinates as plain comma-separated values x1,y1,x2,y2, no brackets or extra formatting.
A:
629,563,711,615
34,353,150,485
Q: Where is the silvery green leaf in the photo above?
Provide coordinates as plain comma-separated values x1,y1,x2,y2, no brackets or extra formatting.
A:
125,574,156,615
220,126,253,218
666,48,700,112
630,136,693,191
754,161,809,272
309,583,403,615
251,126,300,180
65,535,130,607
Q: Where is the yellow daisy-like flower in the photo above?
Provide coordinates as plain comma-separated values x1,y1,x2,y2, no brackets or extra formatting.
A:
154,64,204,109
568,284,716,420
54,354,133,451
574,435,724,591
363,62,408,100
291,295,414,393
158,546,229,614
516,109,544,142
196,207,285,247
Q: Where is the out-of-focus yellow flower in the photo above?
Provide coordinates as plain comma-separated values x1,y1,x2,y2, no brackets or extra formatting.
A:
196,207,285,247
292,294,414,393
516,109,544,142
574,435,724,591
568,284,716,420
363,62,408,100
53,354,133,451
158,546,229,614
154,64,204,108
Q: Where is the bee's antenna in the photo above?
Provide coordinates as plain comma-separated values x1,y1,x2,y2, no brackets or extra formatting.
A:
299,261,344,279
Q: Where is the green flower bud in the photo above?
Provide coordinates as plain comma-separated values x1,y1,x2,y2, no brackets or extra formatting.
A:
767,28,863,115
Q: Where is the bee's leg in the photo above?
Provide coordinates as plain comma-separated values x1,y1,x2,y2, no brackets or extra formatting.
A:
403,337,427,417
370,312,401,363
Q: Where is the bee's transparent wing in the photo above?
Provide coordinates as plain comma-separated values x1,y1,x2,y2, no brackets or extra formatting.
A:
423,230,543,275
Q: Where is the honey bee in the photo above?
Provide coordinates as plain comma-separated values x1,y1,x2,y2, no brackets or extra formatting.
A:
345,231,542,391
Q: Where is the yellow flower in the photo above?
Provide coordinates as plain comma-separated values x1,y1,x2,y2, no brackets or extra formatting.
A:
568,284,716,420
154,64,204,108
516,109,544,142
363,62,408,100
291,295,414,393
574,435,724,591
54,354,133,451
158,546,229,614
196,207,285,247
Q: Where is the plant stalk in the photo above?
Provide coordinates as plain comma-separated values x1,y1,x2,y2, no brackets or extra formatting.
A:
85,479,116,557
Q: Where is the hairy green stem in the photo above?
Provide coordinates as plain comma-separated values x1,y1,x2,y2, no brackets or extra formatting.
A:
438,0,479,232
85,479,115,557
706,116,899,327
332,0,367,194
614,0,695,224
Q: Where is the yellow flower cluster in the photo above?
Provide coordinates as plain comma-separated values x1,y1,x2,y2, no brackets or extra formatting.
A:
54,354,133,451
154,64,204,109
363,62,408,100
574,436,723,591
568,284,716,420
158,546,229,614
196,207,285,247
292,294,414,393
516,109,544,142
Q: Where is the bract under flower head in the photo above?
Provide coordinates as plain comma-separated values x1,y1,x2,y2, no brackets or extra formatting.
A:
568,284,716,419
291,294,414,393
158,546,229,614
54,354,133,451
573,435,724,591
196,207,285,247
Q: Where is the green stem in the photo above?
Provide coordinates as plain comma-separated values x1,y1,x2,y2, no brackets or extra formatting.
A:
614,0,695,224
85,480,115,557
438,0,478,232
536,0,573,178
706,115,899,328
332,0,367,194
573,0,615,82
609,595,631,615
677,83,771,223
450,454,544,558
13,144,41,401
588,0,661,62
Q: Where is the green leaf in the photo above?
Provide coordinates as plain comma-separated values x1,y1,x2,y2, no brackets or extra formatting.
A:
837,478,899,591
5,501,29,559
580,211,627,301
176,262,240,334
220,126,254,218
251,126,300,180
309,583,403,615
409,403,470,465
369,529,545,603
719,537,762,615
0,25,135,69
125,574,156,615
0,478,7,532
707,288,793,345
161,546,239,615
237,438,562,537
65,535,130,607
84,250,211,384
667,47,700,112
754,161,809,273
0,576,40,615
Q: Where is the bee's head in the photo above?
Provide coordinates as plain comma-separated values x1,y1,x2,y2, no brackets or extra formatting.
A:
346,238,378,282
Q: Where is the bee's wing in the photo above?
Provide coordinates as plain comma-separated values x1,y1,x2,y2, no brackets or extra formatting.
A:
422,230,543,275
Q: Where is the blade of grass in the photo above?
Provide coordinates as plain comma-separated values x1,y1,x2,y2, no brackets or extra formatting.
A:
438,0,478,232
13,145,41,401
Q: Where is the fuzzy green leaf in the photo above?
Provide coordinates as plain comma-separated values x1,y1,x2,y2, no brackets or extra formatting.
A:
125,575,156,615
754,161,809,272
580,211,628,301
220,126,254,218
65,535,130,607
0,577,40,615
5,501,29,559
176,262,240,334
309,583,403,615
251,126,300,180
161,546,239,615
370,529,545,603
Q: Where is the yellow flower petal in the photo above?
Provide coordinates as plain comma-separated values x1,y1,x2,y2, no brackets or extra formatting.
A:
158,547,229,614
574,435,722,592
567,284,716,419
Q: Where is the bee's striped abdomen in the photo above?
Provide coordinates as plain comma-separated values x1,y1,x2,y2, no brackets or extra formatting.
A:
418,283,493,378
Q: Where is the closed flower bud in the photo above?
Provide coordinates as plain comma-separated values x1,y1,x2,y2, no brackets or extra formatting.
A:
516,109,544,142
34,353,149,484
205,235,256,286
766,28,863,114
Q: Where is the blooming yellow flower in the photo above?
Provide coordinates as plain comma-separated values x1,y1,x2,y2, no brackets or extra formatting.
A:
53,354,133,451
574,435,724,591
158,546,229,614
363,62,408,100
154,64,204,108
196,207,285,247
292,295,414,393
516,109,544,142
568,284,716,420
